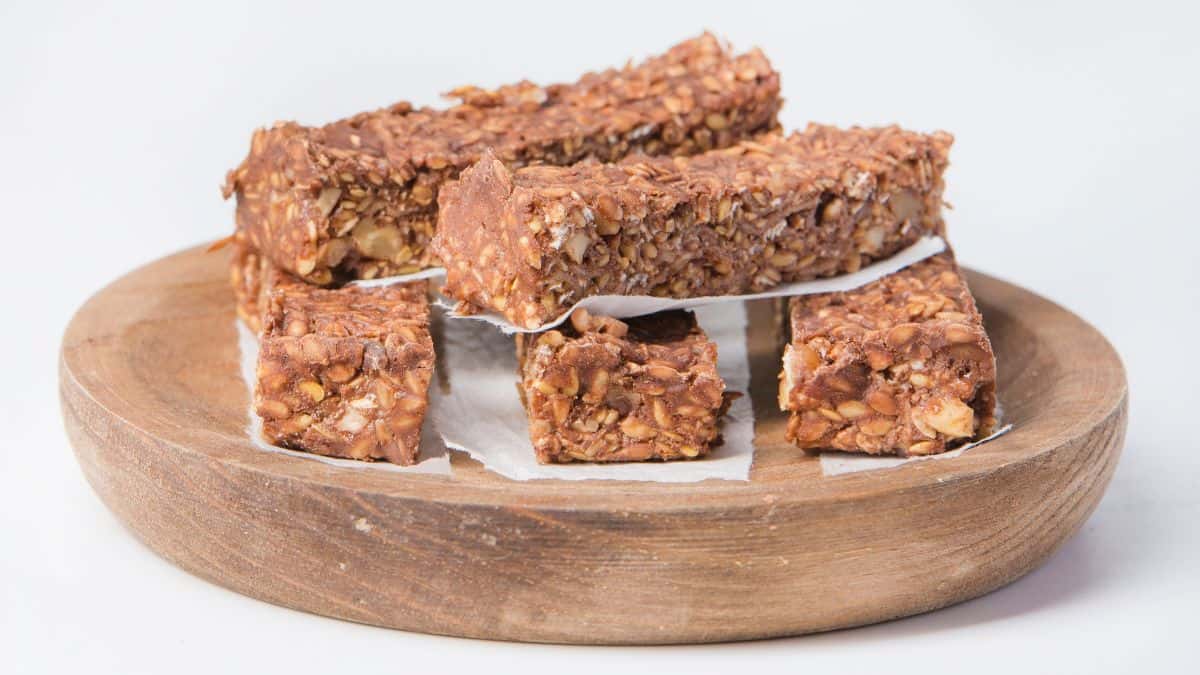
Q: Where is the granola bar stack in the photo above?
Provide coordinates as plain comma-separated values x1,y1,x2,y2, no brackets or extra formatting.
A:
226,33,996,466
226,34,783,464
435,124,997,459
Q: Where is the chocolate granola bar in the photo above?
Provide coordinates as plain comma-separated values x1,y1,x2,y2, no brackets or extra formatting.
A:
779,252,997,456
230,237,267,333
434,124,951,329
233,240,435,465
224,33,781,285
516,309,728,463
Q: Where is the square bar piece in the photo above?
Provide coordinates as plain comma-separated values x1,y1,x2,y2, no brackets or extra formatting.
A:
435,124,952,329
516,309,728,463
779,252,997,456
233,240,435,465
224,33,781,285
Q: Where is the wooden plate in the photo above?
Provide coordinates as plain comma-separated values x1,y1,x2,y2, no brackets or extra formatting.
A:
60,244,1126,645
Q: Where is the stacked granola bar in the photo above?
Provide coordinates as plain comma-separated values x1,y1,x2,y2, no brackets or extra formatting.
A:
224,33,780,285
435,124,951,329
227,33,997,466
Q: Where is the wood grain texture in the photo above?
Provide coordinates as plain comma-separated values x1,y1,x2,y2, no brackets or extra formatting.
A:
59,244,1127,645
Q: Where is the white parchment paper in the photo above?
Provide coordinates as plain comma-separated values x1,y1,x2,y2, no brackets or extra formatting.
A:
236,322,453,475
819,423,1013,475
349,266,447,288
431,303,756,482
239,233,1008,481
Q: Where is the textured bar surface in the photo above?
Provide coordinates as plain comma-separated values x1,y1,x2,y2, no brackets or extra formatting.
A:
435,124,951,329
516,309,728,463
779,252,996,456
224,34,781,284
232,241,434,465
230,237,267,333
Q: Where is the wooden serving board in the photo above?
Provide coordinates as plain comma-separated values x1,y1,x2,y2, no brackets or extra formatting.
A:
60,245,1127,645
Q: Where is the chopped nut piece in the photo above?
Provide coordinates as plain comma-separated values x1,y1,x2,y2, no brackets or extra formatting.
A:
779,252,997,456
224,33,781,284
515,310,731,463
564,231,591,264
436,124,951,329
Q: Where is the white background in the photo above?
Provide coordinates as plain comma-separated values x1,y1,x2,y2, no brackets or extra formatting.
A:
3,1,1197,673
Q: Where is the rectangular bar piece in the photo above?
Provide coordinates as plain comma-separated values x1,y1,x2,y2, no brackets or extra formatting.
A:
779,252,997,456
224,33,781,285
516,309,728,463
232,240,435,465
434,124,952,329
